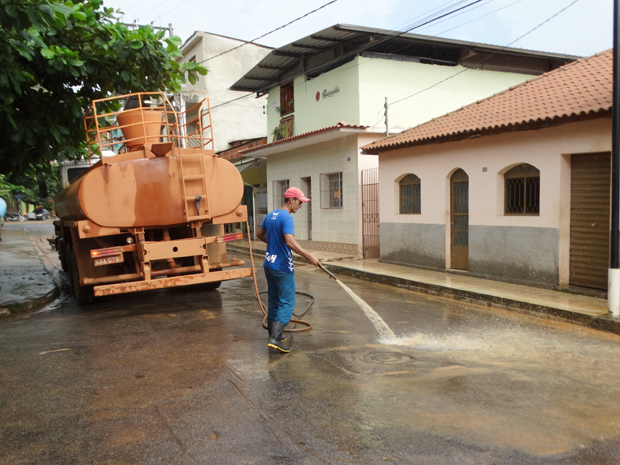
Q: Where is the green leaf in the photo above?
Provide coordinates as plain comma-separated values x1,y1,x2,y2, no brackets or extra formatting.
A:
129,40,143,50
37,5,55,17
168,35,182,47
41,48,55,59
50,3,75,16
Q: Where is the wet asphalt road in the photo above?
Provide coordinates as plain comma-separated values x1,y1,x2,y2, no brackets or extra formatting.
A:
1,224,620,464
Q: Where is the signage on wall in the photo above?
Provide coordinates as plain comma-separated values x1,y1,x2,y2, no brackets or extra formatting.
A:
272,100,277,110
316,86,341,102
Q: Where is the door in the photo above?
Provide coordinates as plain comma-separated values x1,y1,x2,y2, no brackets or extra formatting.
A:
570,152,610,289
362,168,380,259
301,176,312,240
451,169,469,270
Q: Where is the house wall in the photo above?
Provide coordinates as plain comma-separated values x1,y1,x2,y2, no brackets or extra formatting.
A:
378,118,612,287
358,57,536,131
264,135,368,251
266,56,537,140
178,33,271,152
267,61,361,139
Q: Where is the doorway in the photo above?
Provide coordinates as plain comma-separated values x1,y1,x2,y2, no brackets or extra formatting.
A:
450,169,469,270
301,176,312,240
569,152,610,289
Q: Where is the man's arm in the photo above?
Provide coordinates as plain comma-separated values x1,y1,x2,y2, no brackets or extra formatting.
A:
256,226,267,244
284,233,320,266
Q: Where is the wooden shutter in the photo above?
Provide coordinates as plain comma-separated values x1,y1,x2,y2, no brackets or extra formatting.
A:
569,152,610,289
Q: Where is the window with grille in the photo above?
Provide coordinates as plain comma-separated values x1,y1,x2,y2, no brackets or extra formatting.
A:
272,179,289,209
399,174,421,214
505,164,540,215
320,172,343,209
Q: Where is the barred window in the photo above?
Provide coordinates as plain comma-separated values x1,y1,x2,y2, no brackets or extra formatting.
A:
320,172,343,209
399,174,421,214
505,164,540,215
272,179,289,209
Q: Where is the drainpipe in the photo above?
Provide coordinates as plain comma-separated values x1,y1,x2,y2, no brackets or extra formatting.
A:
609,0,620,316
384,97,389,137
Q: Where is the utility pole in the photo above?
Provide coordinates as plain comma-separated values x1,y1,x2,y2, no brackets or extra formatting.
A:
609,0,620,316
384,97,389,137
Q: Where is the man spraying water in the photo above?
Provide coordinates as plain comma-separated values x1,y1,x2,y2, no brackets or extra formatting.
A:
256,187,320,353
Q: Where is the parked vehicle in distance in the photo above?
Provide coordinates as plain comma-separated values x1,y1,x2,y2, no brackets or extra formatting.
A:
5,212,25,222
34,208,51,220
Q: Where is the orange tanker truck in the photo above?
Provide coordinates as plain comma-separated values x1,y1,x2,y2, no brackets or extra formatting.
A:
54,92,254,304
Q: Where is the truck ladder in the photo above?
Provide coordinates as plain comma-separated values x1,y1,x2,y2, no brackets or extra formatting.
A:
178,153,211,222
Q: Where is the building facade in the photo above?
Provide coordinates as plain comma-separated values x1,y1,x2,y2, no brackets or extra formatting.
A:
176,31,272,153
233,25,577,258
363,50,612,290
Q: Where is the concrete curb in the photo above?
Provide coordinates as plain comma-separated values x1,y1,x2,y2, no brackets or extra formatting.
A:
323,263,620,336
0,287,61,319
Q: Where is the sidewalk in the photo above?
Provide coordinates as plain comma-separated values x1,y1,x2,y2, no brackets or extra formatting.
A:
0,227,60,318
227,240,619,336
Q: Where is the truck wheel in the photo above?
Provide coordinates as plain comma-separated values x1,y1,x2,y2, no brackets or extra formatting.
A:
68,245,95,305
58,239,68,272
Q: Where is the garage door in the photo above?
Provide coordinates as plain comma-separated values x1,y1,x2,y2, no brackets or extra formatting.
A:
570,152,610,289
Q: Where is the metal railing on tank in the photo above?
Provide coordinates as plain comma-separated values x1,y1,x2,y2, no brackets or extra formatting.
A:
83,92,215,164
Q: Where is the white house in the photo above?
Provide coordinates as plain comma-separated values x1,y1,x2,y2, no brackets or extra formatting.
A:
176,31,272,153
231,24,577,258
362,49,612,291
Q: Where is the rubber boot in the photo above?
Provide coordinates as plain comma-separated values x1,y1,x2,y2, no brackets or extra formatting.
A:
268,322,291,353
267,319,287,343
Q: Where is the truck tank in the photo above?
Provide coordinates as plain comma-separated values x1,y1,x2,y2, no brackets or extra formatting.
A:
53,92,253,304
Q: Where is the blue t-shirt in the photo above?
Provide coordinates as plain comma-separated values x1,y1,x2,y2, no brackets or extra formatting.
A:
261,209,295,274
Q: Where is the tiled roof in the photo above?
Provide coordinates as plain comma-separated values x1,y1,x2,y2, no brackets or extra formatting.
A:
362,49,612,154
240,122,369,154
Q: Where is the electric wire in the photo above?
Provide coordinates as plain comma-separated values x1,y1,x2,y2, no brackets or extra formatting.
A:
388,0,581,109
433,0,526,36
199,0,340,64
210,0,484,110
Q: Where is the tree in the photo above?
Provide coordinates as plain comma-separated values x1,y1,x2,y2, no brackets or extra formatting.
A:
0,0,207,182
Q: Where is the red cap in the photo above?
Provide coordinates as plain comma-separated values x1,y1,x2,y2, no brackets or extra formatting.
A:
284,187,310,202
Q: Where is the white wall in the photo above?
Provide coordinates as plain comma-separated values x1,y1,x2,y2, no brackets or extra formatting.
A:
178,32,272,152
265,135,365,244
378,118,612,283
359,57,536,131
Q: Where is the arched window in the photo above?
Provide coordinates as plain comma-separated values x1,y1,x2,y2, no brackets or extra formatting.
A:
505,164,540,215
399,174,421,214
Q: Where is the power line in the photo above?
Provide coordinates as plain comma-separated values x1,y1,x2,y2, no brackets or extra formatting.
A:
432,0,526,36
211,0,484,110
199,0,340,64
389,0,581,108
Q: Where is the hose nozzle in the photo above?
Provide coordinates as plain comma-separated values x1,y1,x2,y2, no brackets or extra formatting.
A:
319,262,337,280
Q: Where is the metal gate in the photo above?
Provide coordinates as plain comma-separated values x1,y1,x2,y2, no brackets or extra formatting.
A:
570,152,610,289
362,167,380,259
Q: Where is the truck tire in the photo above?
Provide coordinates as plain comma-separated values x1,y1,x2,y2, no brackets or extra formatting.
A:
68,245,95,305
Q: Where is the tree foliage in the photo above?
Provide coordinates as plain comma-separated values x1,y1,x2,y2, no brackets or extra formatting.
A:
0,169,61,211
0,0,207,182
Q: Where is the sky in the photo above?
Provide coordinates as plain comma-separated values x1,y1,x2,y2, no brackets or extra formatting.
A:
100,0,612,58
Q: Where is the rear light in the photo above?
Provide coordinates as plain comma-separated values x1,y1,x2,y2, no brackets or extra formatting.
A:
217,232,244,243
91,246,124,258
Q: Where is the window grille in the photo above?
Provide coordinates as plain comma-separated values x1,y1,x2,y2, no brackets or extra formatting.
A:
399,174,421,214
320,172,343,209
272,179,289,209
505,164,540,215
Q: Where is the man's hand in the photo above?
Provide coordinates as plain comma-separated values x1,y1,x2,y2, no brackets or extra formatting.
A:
307,253,320,267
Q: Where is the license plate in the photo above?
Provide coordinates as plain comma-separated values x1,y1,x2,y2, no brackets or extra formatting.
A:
94,255,124,267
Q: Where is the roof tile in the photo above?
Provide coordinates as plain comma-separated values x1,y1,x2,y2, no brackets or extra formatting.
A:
363,49,612,154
